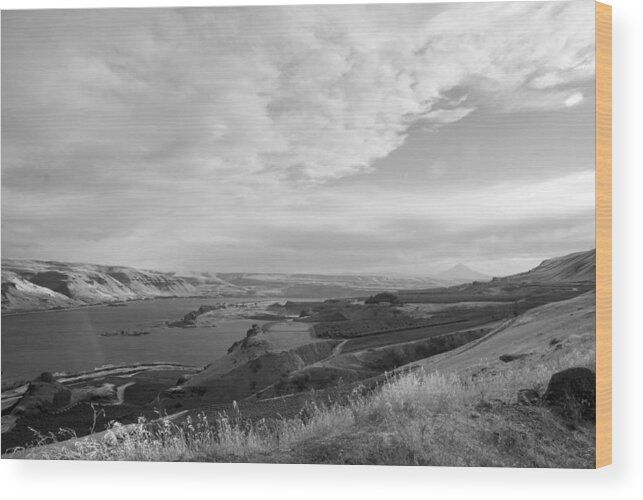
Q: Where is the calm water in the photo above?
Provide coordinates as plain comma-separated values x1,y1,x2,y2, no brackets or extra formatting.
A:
1,297,287,381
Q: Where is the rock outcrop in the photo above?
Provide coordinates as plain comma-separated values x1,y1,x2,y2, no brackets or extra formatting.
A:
543,367,596,423
167,305,219,327
179,328,339,404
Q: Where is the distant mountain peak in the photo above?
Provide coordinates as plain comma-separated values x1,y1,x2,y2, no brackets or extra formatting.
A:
434,263,490,282
450,263,474,272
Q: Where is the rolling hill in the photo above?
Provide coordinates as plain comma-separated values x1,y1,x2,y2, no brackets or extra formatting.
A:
502,248,596,283
405,289,595,376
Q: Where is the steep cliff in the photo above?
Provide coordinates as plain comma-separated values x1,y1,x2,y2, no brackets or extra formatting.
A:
1,260,198,313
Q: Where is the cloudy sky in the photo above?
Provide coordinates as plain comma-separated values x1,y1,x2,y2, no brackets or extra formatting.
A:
1,1,596,276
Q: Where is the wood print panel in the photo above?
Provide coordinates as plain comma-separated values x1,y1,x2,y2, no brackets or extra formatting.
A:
595,1,612,469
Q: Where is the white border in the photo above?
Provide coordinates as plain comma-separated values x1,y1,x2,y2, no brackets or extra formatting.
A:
1,0,641,499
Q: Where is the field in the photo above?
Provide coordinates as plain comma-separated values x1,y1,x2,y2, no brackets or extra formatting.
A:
341,317,493,353
398,282,594,305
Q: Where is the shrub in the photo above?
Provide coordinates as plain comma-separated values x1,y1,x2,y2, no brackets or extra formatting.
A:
365,293,401,305
38,372,55,383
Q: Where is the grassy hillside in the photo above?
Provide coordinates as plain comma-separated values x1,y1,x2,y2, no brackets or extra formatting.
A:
10,363,593,467
408,290,596,376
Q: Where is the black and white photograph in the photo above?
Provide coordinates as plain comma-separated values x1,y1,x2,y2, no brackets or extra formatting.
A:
2,0,599,467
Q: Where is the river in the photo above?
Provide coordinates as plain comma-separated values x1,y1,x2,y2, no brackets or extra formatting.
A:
1,297,307,381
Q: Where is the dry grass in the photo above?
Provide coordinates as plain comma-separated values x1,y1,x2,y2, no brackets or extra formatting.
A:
9,343,595,467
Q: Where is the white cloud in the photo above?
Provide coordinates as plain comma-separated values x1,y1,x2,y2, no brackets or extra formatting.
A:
529,72,568,89
420,107,475,125
565,92,585,107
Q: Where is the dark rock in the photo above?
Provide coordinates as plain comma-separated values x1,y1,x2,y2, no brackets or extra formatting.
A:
543,367,596,423
517,388,540,406
499,353,526,363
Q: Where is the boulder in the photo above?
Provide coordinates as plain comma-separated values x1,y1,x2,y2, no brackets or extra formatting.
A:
543,367,595,423
517,388,540,406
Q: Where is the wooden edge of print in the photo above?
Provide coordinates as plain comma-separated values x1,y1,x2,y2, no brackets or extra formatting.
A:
595,1,612,469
